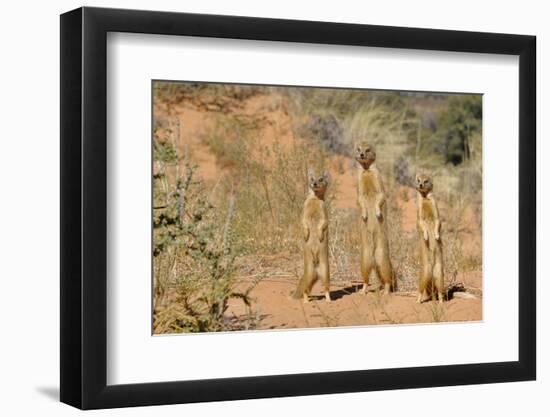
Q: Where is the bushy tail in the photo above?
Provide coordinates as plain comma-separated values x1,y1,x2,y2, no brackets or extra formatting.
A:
292,276,308,299
390,268,397,292
292,247,319,299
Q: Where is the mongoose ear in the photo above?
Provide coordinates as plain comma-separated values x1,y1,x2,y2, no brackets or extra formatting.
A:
415,173,421,183
322,170,330,182
307,169,315,182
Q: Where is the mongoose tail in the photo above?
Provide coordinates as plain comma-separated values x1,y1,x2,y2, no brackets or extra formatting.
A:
292,247,319,299
291,276,308,299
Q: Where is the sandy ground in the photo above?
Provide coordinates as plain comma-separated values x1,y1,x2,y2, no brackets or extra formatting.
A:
226,278,482,330
222,250,482,331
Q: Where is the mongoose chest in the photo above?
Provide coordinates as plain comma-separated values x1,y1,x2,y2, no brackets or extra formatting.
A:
421,199,435,221
304,198,325,221
359,171,377,196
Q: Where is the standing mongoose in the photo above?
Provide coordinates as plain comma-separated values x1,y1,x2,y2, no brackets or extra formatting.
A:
355,142,393,295
292,170,331,303
415,173,445,303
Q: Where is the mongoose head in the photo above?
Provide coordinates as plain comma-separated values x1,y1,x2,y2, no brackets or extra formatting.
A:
415,173,433,196
354,141,376,168
308,170,329,197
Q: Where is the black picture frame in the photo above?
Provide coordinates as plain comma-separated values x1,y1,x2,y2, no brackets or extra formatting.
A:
60,6,536,410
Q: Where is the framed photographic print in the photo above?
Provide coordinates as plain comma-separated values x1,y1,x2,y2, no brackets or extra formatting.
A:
60,6,536,410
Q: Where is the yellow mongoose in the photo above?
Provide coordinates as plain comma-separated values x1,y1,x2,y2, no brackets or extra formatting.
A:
355,142,393,295
292,170,331,303
415,174,444,303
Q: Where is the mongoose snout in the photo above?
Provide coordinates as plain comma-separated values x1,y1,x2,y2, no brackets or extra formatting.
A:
415,174,433,196
355,143,376,168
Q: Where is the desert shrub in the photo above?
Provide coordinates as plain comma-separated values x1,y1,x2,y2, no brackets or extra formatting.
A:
433,95,482,165
298,113,346,154
202,115,252,168
393,155,411,186
284,88,414,151
153,127,257,333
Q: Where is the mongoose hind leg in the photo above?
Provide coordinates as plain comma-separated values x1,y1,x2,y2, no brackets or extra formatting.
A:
433,261,444,304
303,274,319,304
323,279,331,303
417,261,432,303
417,278,429,303
360,248,374,295
374,244,392,295
318,261,331,302
417,289,429,304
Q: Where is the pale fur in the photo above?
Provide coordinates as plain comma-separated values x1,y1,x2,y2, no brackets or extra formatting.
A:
292,171,331,303
355,142,393,295
415,174,445,303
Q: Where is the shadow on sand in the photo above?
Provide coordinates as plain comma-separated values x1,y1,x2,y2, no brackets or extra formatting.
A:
306,284,363,302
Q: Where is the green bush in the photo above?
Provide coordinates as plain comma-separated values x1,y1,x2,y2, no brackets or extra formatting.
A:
152,139,256,333
435,95,482,165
